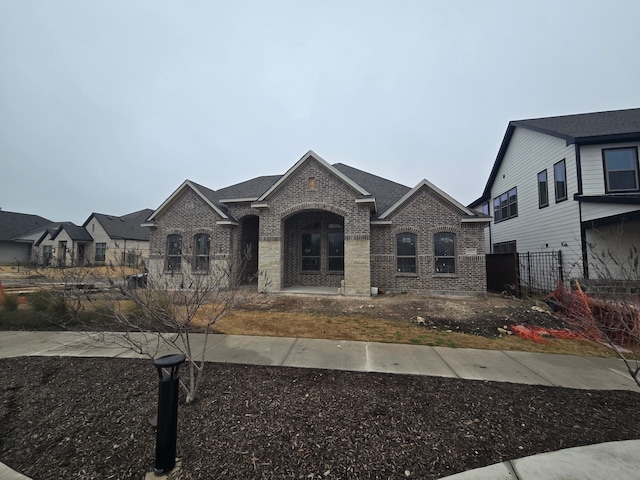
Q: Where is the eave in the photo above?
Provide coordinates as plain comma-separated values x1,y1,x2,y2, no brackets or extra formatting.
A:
574,193,640,205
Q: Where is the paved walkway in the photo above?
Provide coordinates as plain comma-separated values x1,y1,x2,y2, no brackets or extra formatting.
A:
1,331,639,479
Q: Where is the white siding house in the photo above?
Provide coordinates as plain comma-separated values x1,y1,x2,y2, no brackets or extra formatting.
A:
82,209,152,267
471,108,640,285
33,209,153,268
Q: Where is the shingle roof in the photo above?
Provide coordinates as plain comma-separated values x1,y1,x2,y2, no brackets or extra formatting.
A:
332,163,411,217
0,210,53,241
153,153,473,221
88,209,154,241
193,161,411,219
216,175,282,200
53,222,94,242
511,107,640,144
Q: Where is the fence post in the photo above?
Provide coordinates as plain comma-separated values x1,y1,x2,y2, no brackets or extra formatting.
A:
558,250,564,283
527,252,532,296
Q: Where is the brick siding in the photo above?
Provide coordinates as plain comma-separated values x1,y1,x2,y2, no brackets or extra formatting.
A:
149,161,486,296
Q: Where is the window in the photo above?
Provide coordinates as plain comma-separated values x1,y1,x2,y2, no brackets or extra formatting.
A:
302,233,321,271
396,233,416,273
554,159,567,202
95,242,106,262
166,234,182,272
434,233,456,274
492,188,517,222
194,234,210,271
537,170,549,208
603,147,639,192
493,240,517,253
327,227,344,271
480,202,489,215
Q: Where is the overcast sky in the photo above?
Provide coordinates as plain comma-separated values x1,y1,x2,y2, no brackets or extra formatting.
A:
1,1,639,224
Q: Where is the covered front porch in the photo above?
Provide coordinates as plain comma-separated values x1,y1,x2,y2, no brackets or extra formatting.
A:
257,208,372,296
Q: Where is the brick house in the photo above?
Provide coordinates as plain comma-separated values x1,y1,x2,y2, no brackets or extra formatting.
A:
143,151,490,296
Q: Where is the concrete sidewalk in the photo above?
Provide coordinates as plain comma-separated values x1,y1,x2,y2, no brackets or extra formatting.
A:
1,331,639,479
0,330,637,390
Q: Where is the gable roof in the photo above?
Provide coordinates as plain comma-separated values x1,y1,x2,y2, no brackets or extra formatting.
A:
34,223,66,246
379,179,489,222
49,222,93,242
149,150,476,223
256,150,371,202
0,210,54,241
145,180,231,223
85,209,154,241
470,107,640,207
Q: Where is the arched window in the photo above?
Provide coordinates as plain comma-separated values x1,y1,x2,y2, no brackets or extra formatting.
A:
396,233,416,273
166,234,182,272
194,233,211,271
434,232,456,274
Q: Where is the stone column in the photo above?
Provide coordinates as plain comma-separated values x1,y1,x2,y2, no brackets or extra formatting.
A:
344,236,371,296
258,238,281,292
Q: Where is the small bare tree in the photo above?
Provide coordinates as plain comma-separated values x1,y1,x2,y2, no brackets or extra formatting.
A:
103,246,268,403
550,234,639,388
41,264,102,322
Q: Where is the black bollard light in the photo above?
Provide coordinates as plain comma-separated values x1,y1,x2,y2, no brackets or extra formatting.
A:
153,353,186,475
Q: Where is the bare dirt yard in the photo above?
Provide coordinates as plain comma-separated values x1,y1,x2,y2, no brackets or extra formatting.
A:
237,291,563,336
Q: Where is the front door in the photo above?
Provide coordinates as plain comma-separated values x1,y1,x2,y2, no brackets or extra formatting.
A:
58,241,67,267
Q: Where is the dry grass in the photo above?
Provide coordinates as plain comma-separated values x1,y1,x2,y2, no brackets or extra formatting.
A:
212,310,618,358
0,273,622,358
0,264,140,281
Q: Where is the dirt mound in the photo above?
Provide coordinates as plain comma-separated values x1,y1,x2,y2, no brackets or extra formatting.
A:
243,292,567,337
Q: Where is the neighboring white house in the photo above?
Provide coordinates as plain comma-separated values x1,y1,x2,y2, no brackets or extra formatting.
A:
34,209,153,267
83,209,153,267
35,223,94,267
470,107,640,283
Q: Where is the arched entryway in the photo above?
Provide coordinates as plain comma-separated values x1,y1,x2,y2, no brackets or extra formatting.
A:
240,215,259,284
282,210,344,288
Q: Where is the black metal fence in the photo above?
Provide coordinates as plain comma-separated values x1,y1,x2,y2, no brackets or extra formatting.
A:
486,251,563,297
517,251,563,296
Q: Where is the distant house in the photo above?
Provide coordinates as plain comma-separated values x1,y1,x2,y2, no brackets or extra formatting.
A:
470,107,640,282
144,150,490,296
34,209,153,267
35,223,93,267
0,209,54,264
83,209,153,267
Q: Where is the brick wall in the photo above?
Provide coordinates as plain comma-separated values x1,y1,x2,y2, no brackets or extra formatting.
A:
149,163,487,296
257,158,371,295
370,186,487,295
148,188,234,289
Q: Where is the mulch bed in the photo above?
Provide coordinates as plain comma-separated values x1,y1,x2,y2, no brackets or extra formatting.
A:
1,356,639,480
